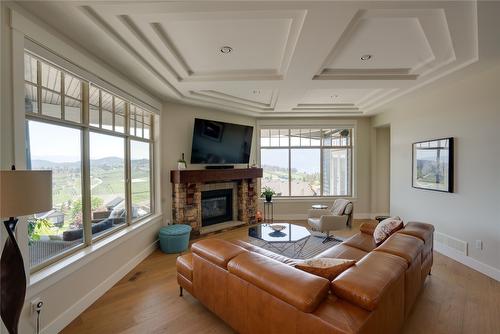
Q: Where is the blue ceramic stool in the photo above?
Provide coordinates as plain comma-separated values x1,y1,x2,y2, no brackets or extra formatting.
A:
159,224,192,254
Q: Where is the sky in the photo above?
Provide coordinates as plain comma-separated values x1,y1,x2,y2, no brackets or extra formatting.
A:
28,120,149,162
261,148,320,173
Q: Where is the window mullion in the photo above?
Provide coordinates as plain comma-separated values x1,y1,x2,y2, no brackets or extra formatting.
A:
81,82,92,246
125,137,132,225
61,72,65,120
288,148,291,197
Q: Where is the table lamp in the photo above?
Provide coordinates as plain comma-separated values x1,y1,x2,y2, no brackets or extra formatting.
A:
0,169,52,334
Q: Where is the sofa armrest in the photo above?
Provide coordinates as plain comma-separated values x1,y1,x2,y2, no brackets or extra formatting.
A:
228,252,329,313
359,221,379,235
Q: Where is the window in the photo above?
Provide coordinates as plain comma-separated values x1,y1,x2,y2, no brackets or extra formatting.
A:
260,128,353,197
24,51,155,271
26,121,84,268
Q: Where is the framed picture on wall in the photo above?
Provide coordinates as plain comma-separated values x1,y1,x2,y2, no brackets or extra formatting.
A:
412,137,454,192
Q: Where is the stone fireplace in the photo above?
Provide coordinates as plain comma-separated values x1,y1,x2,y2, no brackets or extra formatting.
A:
171,168,262,235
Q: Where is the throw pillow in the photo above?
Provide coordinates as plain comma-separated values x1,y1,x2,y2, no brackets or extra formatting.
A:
295,258,356,281
373,217,404,244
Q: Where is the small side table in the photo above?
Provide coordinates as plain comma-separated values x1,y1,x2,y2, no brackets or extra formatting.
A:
375,216,390,223
311,204,328,210
263,201,274,223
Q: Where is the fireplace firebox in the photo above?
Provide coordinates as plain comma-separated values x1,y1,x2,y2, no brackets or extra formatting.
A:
201,189,233,227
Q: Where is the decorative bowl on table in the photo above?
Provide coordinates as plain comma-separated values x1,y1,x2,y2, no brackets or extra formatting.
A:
269,224,286,232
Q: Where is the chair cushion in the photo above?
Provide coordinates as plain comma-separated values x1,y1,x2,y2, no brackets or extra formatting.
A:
373,217,404,244
295,258,356,281
315,244,368,261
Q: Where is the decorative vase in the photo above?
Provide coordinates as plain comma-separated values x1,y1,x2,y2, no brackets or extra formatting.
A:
265,194,272,202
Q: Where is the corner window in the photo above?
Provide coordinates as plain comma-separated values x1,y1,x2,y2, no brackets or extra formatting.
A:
260,128,353,197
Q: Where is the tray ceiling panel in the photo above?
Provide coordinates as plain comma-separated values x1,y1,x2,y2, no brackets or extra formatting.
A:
16,1,479,117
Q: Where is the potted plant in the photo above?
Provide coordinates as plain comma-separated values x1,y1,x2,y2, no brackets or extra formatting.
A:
261,186,276,203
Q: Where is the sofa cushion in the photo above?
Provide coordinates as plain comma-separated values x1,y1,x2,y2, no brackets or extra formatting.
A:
397,222,434,244
374,233,423,266
315,244,368,261
331,251,407,311
295,258,356,281
228,252,330,313
191,239,247,269
176,253,193,281
232,240,300,266
373,217,404,244
343,232,377,252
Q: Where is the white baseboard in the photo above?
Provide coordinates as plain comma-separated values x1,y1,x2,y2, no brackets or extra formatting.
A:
41,241,158,333
434,241,500,282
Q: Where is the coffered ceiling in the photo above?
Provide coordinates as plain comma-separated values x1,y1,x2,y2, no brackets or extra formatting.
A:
16,1,478,117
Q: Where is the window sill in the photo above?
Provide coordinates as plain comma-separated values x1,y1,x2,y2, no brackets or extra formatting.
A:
261,196,358,203
27,213,163,298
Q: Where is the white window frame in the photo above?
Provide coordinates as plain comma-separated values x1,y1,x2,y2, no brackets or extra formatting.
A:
24,50,156,273
257,120,357,200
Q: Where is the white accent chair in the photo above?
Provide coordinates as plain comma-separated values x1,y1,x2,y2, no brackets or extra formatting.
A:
307,199,353,243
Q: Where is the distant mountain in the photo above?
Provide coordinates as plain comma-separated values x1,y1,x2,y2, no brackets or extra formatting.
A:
31,157,147,170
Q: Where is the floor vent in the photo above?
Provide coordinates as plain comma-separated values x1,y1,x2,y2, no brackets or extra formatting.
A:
435,231,468,256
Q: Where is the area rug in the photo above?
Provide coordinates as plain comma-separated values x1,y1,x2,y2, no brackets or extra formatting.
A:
248,230,342,259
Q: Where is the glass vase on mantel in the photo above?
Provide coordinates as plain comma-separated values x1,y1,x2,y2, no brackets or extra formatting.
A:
177,153,187,170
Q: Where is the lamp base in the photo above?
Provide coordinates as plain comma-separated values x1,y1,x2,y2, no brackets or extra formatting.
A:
1,218,26,334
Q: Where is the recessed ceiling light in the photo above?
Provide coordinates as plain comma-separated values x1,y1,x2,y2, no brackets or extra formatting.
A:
360,54,372,61
220,46,233,54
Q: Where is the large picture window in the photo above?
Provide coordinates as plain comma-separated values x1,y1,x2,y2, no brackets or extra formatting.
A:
24,51,155,271
260,128,353,197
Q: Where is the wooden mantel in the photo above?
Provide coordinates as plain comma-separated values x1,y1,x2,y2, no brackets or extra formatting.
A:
170,168,263,184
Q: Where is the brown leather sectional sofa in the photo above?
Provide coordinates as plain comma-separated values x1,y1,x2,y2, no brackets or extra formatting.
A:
176,221,434,334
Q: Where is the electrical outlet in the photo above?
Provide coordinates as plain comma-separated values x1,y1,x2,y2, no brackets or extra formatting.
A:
31,298,44,314
475,240,483,250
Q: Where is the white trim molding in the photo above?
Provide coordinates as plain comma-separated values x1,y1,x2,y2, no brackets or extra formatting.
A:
435,241,500,282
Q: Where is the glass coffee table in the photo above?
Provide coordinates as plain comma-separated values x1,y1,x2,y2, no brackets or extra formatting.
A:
248,223,311,257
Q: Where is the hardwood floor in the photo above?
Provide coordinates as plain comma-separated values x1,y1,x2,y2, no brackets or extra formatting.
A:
62,220,500,334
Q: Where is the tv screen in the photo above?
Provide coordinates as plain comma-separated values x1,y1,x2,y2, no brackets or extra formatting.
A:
190,118,253,164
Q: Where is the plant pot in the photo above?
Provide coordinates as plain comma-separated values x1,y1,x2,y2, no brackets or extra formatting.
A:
265,195,272,202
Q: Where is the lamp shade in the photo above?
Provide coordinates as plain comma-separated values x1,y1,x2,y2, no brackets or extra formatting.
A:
0,170,52,218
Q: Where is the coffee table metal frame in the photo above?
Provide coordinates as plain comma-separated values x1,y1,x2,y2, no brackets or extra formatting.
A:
249,223,311,258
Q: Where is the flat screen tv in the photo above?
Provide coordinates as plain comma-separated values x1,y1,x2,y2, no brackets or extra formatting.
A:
190,118,253,164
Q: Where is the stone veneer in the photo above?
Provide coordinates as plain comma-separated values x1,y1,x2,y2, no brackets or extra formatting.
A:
172,178,258,234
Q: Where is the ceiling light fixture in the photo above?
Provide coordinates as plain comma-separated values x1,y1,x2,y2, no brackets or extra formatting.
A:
253,90,261,95
331,94,338,99
220,46,233,54
360,54,372,61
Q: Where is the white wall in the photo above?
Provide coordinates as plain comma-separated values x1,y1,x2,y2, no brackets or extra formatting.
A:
370,126,390,215
161,101,257,222
0,6,164,333
372,64,500,274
